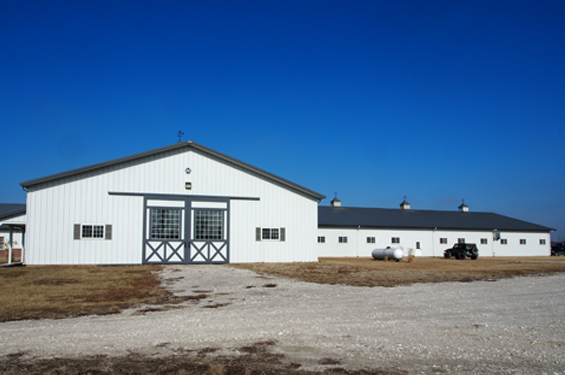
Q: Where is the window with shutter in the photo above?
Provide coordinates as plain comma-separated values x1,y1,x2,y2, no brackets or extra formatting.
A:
257,227,285,242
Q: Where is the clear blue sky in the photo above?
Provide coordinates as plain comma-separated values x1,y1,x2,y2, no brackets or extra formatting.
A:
2,1,564,240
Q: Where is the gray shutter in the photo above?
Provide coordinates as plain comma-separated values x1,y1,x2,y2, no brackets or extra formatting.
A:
280,227,286,242
256,227,261,241
105,224,112,240
73,224,81,240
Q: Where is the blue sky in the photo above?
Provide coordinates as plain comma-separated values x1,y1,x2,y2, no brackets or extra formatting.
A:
2,0,564,240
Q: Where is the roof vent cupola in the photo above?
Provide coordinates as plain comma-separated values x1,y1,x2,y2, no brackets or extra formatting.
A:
331,193,341,208
459,199,469,212
400,196,411,210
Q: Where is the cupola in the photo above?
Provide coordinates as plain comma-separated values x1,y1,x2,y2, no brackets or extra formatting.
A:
400,196,411,210
331,194,341,207
459,199,469,212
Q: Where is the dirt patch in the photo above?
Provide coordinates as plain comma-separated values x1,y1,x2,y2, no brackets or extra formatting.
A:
231,257,565,287
202,302,231,309
0,341,404,375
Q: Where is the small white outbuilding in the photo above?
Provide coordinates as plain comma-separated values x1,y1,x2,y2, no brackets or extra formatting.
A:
0,204,26,264
20,141,325,265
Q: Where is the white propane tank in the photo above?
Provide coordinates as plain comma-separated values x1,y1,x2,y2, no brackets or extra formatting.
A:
372,248,404,261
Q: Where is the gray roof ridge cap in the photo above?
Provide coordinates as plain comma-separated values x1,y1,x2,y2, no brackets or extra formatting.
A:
319,205,497,214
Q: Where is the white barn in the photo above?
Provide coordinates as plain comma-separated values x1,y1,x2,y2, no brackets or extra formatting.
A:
19,141,325,265
16,142,556,265
318,198,553,258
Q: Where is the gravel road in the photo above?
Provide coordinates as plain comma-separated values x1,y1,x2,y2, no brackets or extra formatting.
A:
1,265,564,374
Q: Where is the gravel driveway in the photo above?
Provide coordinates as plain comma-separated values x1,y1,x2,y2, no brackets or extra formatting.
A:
1,265,564,374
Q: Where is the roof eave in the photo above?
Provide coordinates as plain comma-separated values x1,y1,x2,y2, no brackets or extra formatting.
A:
19,142,189,188
0,211,27,222
188,142,325,201
318,224,554,232
19,141,326,201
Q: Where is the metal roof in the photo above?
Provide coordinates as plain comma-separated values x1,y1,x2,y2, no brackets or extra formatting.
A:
19,141,326,201
319,206,554,232
0,204,26,221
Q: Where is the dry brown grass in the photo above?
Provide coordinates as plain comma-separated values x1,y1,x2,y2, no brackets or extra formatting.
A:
0,265,172,322
231,256,565,287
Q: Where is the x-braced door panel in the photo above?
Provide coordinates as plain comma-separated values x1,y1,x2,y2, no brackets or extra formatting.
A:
145,240,185,263
188,241,228,263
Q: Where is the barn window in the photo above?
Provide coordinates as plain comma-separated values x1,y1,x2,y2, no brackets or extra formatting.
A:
458,238,465,244
256,227,286,242
194,209,223,240
440,238,447,244
501,239,508,245
318,236,325,243
391,237,400,244
481,238,488,245
339,236,348,243
150,208,181,240
81,224,104,239
520,239,526,245
74,224,112,240
262,228,279,240
0,236,4,250
540,239,546,245
367,237,375,244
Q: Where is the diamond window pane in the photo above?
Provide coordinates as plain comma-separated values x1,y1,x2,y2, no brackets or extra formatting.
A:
195,209,223,240
150,209,181,240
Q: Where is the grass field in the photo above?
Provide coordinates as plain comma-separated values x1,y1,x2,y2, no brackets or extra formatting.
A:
233,256,565,287
0,265,172,322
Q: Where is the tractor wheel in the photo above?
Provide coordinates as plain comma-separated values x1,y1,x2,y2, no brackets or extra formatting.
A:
444,250,452,259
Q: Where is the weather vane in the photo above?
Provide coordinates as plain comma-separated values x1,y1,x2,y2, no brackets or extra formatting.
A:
177,131,184,143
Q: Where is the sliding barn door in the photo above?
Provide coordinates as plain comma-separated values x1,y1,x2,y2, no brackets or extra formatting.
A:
143,198,229,264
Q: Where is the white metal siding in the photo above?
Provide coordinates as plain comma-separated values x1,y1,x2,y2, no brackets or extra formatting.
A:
318,228,551,258
25,148,318,264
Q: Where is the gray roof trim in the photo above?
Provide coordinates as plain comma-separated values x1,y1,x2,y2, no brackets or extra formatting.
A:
108,191,260,201
318,206,554,233
0,204,26,221
20,141,326,201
